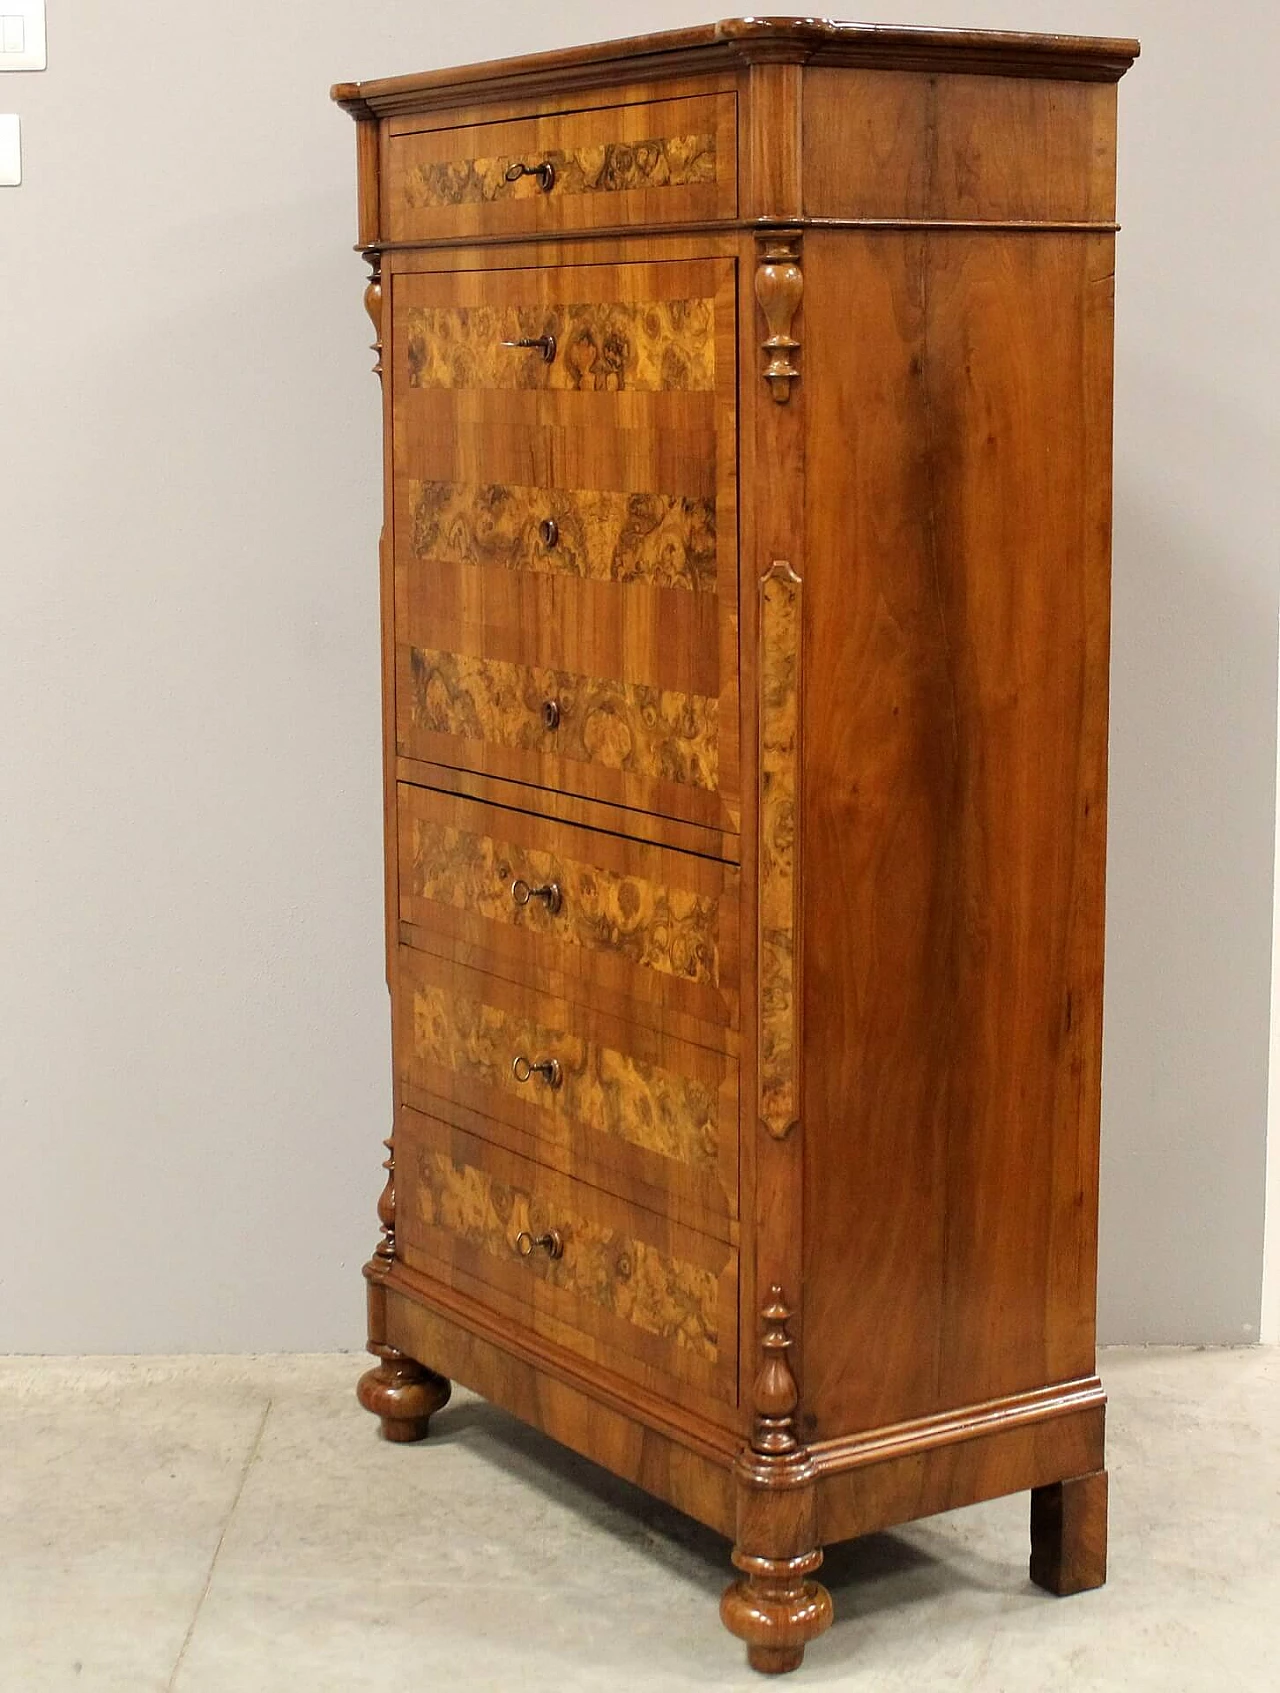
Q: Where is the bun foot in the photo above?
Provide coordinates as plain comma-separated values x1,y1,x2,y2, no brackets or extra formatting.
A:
748,1645,806,1675
357,1346,451,1442
721,1548,833,1675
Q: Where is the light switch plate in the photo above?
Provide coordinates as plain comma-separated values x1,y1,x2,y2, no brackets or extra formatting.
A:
0,1,46,70
0,112,21,184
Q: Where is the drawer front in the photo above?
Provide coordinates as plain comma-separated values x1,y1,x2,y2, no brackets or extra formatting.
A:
395,1107,739,1410
386,93,737,242
391,256,739,833
397,947,738,1229
396,783,740,1038
403,479,717,591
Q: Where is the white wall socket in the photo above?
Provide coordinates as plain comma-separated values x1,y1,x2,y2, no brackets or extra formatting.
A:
0,2,46,71
0,112,20,184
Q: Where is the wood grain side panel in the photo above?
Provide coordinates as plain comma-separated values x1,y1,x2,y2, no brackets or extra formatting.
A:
396,783,741,1034
815,1402,1105,1545
802,69,1118,223
395,1108,739,1411
798,230,949,1436
929,231,1112,1411
800,230,1112,1439
387,92,737,240
396,946,739,1224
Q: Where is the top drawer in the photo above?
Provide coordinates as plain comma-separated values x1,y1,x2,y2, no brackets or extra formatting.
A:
386,93,737,242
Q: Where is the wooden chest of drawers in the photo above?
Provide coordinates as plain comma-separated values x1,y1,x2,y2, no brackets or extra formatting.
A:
335,18,1137,1675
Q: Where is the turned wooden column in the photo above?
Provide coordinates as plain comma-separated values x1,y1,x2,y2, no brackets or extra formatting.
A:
721,1291,833,1674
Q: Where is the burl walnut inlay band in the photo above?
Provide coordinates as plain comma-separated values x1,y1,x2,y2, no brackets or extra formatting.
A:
408,479,718,592
404,132,717,209
410,982,722,1171
758,562,803,1139
407,647,720,791
404,299,716,392
410,1146,721,1362
406,816,724,988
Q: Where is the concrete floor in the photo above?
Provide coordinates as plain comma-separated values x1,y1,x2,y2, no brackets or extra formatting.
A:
0,1348,1275,1692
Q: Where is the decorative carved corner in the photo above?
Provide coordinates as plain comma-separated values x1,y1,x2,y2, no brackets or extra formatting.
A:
734,1285,816,1488
357,1120,452,1443
754,232,803,403
759,561,802,1141
751,1287,803,1458
366,1128,396,1281
723,1287,832,1671
362,246,384,381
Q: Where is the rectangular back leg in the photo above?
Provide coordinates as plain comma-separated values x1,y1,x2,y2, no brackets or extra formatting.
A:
1030,1470,1108,1596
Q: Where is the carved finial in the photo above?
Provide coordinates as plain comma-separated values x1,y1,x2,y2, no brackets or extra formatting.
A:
755,234,803,403
751,1286,800,1456
372,1129,395,1271
362,247,383,380
357,1121,452,1442
723,1284,833,1672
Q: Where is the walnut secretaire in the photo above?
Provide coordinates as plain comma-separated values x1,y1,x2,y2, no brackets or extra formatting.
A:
333,18,1138,1674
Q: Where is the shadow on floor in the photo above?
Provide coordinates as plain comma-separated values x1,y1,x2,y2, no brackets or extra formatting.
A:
420,1391,1022,1617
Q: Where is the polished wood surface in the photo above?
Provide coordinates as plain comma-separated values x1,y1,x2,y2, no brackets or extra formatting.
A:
405,477,718,590
396,757,738,863
383,1279,739,1533
333,20,1137,127
814,1392,1105,1546
391,255,739,832
355,1346,451,1442
395,1106,739,1416
802,69,1119,224
756,561,802,1141
1030,1468,1110,1596
337,21,1134,1676
721,1290,833,1673
798,227,1112,1440
396,942,739,1232
387,91,736,242
396,781,741,1036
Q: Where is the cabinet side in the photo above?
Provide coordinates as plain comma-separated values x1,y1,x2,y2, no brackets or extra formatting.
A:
801,66,1118,225
797,205,1115,1439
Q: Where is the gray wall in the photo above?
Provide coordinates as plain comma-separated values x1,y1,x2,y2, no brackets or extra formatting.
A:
1,1,1275,1351
1093,0,1279,1342
1267,689,1280,1345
